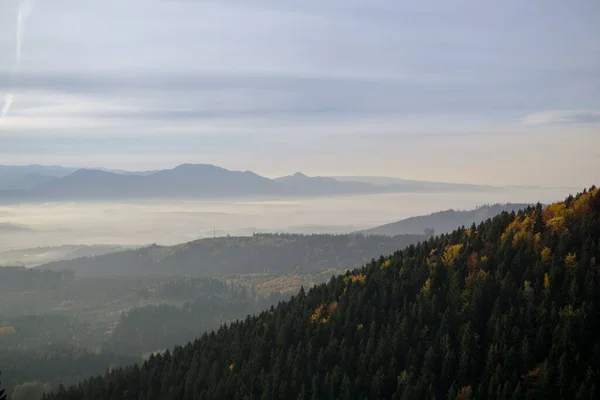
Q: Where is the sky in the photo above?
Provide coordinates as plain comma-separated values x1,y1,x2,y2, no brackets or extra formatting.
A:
0,0,598,187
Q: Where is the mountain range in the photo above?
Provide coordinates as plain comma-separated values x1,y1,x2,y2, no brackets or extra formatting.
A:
0,164,496,203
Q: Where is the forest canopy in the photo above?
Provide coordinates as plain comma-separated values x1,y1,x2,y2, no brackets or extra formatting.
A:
41,187,600,399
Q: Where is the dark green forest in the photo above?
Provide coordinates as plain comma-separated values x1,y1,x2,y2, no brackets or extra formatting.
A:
41,187,600,399
105,280,288,356
2,233,422,396
0,271,285,396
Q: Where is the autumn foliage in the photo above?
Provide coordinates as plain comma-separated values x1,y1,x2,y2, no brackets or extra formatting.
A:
310,301,339,324
442,244,463,267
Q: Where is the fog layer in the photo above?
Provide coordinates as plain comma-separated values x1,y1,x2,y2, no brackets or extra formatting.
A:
0,187,572,253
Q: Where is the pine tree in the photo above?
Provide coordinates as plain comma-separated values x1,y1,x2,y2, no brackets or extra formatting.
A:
0,372,6,400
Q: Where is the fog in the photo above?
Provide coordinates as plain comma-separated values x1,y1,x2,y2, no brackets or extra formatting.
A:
0,186,573,253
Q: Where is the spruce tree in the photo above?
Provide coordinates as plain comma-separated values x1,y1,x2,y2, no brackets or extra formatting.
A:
0,372,7,400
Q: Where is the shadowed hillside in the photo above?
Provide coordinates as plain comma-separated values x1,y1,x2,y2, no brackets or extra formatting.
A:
38,233,426,278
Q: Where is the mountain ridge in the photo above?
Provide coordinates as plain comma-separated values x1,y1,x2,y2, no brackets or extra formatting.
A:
361,203,532,236
0,164,499,203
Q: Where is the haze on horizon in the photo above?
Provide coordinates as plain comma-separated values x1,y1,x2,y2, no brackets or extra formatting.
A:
0,0,598,187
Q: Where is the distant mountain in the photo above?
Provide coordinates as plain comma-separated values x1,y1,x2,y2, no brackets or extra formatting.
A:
0,163,500,203
6,173,58,190
33,164,281,200
37,233,426,277
335,175,495,191
0,165,74,190
361,203,531,236
274,172,389,195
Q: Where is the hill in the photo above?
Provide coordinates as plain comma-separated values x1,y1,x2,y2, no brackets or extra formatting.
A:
362,203,531,236
38,233,426,278
0,245,138,268
43,187,600,399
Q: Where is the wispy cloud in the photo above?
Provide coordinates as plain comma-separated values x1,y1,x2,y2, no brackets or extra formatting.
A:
0,0,598,186
522,110,600,126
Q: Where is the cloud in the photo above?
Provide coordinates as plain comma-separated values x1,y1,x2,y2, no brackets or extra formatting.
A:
0,0,598,187
522,110,600,126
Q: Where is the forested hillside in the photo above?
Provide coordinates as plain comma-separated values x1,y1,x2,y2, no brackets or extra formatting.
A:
43,187,600,399
39,233,425,277
0,269,282,396
362,203,530,236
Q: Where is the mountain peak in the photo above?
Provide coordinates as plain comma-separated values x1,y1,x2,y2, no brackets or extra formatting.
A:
173,163,221,171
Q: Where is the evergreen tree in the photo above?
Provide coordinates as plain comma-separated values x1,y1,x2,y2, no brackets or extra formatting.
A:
0,372,7,400
42,188,600,400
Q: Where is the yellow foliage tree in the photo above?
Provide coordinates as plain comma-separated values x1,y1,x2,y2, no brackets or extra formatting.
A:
541,247,552,263
310,304,325,324
344,274,366,286
565,253,577,271
543,273,551,294
421,278,432,296
546,216,566,234
543,202,567,222
311,302,339,324
442,244,463,267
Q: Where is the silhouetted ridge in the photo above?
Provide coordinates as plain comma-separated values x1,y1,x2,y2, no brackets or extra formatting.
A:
0,163,501,202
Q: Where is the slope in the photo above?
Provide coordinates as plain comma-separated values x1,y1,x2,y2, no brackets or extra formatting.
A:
44,187,600,400
362,203,531,236
38,233,426,277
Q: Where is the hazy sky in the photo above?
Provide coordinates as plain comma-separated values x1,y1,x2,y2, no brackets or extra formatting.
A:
0,0,598,186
